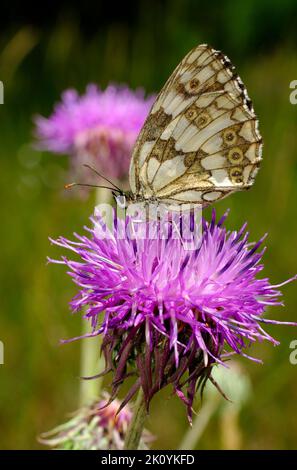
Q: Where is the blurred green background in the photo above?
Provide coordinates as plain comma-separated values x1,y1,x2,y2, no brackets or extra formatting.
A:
1,0,297,450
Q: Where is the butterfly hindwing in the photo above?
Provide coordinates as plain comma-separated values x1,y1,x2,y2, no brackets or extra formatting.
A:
129,44,262,206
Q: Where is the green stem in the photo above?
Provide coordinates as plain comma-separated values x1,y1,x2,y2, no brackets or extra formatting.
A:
124,389,147,450
79,321,104,406
79,187,112,406
178,397,219,450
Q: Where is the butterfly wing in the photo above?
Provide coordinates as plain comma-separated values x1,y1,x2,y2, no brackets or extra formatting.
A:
129,44,262,206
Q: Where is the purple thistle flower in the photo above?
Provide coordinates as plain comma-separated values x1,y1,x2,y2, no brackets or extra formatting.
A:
49,210,296,422
34,84,154,182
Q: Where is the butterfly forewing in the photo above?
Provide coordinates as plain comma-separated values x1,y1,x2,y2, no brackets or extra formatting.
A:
129,44,262,206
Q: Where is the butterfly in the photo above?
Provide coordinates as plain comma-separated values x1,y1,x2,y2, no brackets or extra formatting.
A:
128,44,262,209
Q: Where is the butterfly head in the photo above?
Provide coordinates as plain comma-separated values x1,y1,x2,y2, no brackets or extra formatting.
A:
112,190,135,208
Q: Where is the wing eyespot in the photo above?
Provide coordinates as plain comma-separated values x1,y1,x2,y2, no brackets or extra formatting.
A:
196,112,211,129
185,107,198,121
229,166,244,184
223,129,238,146
190,78,200,89
228,147,244,164
185,107,211,128
184,78,201,95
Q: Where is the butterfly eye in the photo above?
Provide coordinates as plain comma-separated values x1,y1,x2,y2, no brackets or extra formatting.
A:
228,147,244,164
229,166,244,184
223,129,237,145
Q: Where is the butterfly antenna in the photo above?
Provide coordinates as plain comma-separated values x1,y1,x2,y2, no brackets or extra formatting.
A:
83,164,123,192
65,182,122,192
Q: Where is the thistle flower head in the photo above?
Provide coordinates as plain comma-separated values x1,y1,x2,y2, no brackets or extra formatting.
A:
34,84,154,181
39,393,151,450
49,210,296,421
